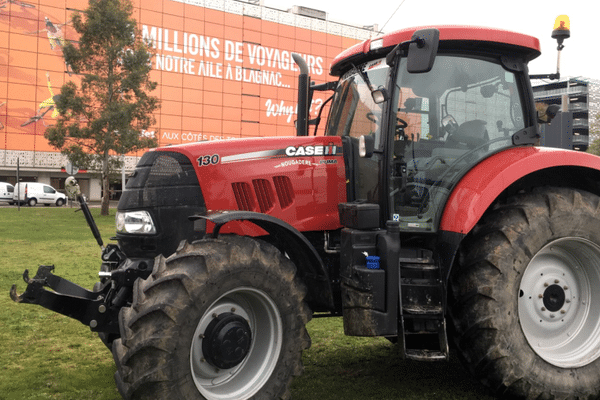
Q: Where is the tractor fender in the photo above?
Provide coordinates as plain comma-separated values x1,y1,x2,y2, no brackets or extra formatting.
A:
195,210,335,311
439,146,600,235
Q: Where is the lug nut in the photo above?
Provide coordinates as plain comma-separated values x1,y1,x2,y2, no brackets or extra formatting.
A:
555,279,560,284
212,313,218,318
231,307,236,313
561,310,566,314
98,305,106,314
538,294,543,298
544,283,549,287
563,286,569,290
541,307,546,311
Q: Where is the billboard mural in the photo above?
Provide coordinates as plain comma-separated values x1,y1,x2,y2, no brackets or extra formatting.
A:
0,0,373,157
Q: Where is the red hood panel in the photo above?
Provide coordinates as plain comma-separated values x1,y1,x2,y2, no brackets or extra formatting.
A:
157,136,347,233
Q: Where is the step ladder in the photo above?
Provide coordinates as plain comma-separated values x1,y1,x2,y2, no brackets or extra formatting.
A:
399,250,449,361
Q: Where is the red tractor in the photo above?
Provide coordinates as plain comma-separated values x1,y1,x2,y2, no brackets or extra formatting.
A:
12,18,600,400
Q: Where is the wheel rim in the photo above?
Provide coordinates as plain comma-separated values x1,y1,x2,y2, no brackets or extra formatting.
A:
190,287,282,400
518,237,600,367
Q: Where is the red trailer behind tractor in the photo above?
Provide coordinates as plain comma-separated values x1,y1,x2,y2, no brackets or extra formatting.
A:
13,16,600,400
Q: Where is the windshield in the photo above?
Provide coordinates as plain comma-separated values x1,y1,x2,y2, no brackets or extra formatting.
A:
390,55,525,231
326,59,389,147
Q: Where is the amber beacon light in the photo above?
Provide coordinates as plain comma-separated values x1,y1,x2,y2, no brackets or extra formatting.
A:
529,15,571,80
552,15,570,49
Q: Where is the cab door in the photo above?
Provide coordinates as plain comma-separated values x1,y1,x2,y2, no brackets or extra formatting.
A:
325,59,389,210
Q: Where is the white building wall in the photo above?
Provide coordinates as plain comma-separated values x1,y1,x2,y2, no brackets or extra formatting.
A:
89,178,102,202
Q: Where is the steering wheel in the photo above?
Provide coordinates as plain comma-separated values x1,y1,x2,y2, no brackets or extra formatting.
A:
396,117,408,136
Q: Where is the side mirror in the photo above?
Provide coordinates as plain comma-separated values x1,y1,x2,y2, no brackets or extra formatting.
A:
359,135,375,158
407,28,440,73
536,103,560,124
371,86,388,104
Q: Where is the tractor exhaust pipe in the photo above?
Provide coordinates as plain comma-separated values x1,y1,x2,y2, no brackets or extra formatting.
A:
293,53,310,136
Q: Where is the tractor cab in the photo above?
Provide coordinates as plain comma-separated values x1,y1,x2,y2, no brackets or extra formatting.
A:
323,26,541,232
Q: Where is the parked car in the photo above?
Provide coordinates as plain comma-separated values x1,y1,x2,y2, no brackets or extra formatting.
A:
0,182,14,204
13,182,67,207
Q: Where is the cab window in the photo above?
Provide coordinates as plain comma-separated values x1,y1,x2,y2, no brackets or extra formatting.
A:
390,55,525,231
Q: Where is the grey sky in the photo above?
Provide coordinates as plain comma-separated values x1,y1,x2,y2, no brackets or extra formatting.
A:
264,0,596,81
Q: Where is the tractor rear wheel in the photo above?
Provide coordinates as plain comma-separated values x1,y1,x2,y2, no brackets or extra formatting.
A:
450,187,600,399
112,235,311,400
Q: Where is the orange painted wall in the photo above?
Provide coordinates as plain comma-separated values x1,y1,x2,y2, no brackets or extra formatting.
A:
0,0,366,154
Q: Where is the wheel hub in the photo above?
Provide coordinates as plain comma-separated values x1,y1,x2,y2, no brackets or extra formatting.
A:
190,286,284,400
543,284,565,312
202,312,252,370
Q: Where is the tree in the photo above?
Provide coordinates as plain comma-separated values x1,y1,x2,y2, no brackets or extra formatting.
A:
45,0,159,216
587,113,600,156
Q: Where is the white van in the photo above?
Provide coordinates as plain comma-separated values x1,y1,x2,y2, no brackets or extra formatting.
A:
13,182,67,207
0,182,14,204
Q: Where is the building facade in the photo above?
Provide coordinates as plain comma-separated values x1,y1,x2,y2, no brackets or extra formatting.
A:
0,0,374,199
533,77,599,152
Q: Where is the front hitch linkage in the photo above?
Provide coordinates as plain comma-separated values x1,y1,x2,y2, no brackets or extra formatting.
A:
10,265,120,333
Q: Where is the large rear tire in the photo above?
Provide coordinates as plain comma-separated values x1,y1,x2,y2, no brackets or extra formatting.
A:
112,235,311,400
450,187,600,399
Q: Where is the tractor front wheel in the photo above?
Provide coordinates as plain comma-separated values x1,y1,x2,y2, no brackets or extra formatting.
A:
450,187,600,399
112,235,311,400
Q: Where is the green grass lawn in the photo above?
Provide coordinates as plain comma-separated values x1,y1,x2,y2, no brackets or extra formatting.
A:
0,207,494,400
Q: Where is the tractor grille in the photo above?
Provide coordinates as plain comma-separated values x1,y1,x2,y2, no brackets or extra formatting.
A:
273,175,294,209
232,176,294,213
232,182,255,211
117,150,206,258
252,179,274,213
120,151,203,209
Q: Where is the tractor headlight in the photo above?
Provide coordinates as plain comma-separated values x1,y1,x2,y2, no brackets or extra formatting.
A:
116,211,157,234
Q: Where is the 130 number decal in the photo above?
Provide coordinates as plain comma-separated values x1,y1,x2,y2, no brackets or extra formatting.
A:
197,154,220,167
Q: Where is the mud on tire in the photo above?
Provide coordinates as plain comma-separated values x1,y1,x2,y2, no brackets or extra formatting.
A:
450,187,600,399
112,235,312,400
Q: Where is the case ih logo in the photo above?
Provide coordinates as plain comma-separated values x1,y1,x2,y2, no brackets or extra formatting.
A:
285,144,338,157
217,143,341,166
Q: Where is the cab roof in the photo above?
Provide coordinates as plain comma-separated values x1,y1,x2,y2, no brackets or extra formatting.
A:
330,25,541,76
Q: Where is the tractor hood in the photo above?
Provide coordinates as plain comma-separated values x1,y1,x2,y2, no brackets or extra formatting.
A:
117,136,346,257
161,136,347,233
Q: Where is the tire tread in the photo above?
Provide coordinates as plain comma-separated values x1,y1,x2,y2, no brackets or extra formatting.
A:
450,187,600,400
113,235,311,400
